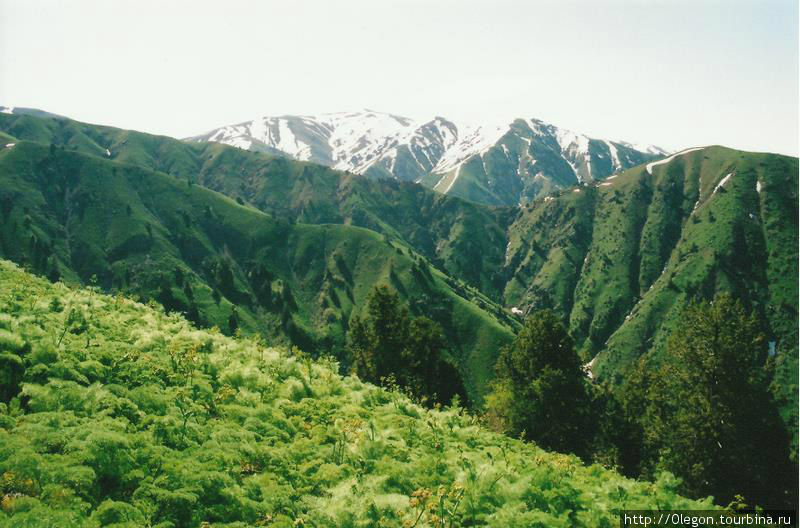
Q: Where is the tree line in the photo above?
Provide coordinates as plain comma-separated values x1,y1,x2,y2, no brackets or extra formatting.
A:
348,286,797,509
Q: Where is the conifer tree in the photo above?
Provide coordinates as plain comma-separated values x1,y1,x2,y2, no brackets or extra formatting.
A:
348,285,465,405
486,310,592,457
640,295,796,506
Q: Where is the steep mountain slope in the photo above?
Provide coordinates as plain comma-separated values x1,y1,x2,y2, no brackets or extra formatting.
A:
0,111,513,299
187,110,667,205
0,141,516,401
503,147,798,430
1,110,796,429
0,261,711,527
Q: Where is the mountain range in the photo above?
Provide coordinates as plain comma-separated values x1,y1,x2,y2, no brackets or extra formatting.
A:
186,110,668,206
0,108,796,434
0,106,797,517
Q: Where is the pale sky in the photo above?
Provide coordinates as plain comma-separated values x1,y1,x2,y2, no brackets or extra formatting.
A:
0,0,797,155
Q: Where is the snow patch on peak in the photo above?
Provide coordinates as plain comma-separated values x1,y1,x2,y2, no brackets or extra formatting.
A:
553,125,593,182
714,172,733,193
276,120,302,156
605,140,621,170
247,119,268,145
645,147,705,175
554,127,590,155
0,106,13,115
432,122,510,174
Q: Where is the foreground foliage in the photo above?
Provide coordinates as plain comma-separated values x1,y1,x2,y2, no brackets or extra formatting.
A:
0,261,710,527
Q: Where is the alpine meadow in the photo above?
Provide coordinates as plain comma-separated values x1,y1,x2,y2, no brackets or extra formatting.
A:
0,0,798,525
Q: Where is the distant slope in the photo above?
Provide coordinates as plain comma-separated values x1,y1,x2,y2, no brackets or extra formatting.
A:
0,111,514,299
0,260,712,527
187,110,667,205
503,146,798,430
0,141,516,402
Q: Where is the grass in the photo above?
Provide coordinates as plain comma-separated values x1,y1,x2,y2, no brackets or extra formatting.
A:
0,260,712,527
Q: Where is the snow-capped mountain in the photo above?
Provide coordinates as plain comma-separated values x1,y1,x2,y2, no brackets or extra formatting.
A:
186,110,668,206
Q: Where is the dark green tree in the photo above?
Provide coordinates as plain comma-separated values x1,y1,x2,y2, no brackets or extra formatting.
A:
587,384,643,475
0,329,28,402
156,276,182,314
228,307,239,335
348,285,465,406
639,295,796,506
485,309,591,457
406,316,463,403
350,285,409,382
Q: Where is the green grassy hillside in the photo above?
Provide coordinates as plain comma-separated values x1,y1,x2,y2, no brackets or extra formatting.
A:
0,112,513,299
0,142,515,402
1,112,796,431
0,260,711,527
504,147,798,434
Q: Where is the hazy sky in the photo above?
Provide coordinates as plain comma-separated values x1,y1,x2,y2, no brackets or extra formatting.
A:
1,0,797,155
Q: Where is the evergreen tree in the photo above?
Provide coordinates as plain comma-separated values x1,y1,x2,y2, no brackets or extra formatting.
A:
228,307,239,335
350,286,410,383
485,310,592,457
639,295,796,506
348,285,465,406
406,316,463,403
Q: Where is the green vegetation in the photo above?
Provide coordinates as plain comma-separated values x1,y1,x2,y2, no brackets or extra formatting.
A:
0,111,796,513
0,261,711,527
480,303,797,509
0,139,515,403
622,296,796,507
348,286,465,406
3,114,794,412
504,148,798,441
485,310,592,457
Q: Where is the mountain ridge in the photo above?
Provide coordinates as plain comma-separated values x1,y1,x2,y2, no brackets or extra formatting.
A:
186,110,668,206
0,137,517,403
0,110,796,435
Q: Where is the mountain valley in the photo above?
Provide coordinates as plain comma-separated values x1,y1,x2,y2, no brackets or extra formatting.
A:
0,107,796,518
